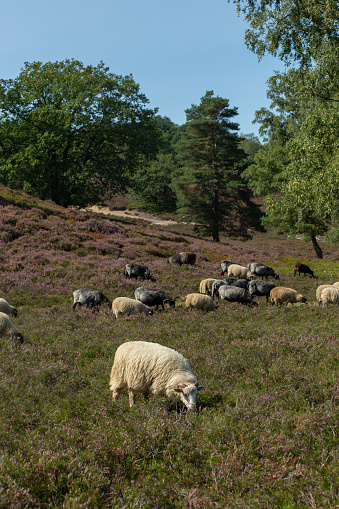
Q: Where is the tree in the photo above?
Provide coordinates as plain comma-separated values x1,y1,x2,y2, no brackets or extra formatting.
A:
0,59,161,207
232,0,339,65
129,115,179,212
173,91,263,242
233,0,339,256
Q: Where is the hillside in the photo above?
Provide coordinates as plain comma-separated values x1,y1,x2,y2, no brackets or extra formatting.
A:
0,185,339,508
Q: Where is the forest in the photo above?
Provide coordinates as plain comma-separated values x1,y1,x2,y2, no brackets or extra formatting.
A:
0,0,339,259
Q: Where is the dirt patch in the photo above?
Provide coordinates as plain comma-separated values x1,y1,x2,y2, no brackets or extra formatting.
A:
85,206,179,226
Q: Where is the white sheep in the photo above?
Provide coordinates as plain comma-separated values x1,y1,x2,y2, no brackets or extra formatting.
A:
199,278,217,296
112,297,153,319
0,312,23,342
185,293,217,312
227,264,253,280
333,282,339,288
0,298,18,317
320,287,339,307
270,287,307,306
109,341,204,409
316,284,334,305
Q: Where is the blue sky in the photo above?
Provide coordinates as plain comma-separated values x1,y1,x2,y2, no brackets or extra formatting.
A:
1,0,284,136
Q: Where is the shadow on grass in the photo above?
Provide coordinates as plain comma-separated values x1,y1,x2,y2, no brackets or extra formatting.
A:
166,393,224,414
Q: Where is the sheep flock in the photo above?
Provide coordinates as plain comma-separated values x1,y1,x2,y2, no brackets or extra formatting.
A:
2,246,338,411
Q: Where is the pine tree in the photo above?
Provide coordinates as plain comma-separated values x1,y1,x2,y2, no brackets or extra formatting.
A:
174,91,263,242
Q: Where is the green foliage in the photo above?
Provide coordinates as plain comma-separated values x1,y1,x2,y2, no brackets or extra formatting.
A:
173,91,264,242
238,133,262,165
129,116,182,213
232,0,339,65
129,153,178,212
0,59,161,207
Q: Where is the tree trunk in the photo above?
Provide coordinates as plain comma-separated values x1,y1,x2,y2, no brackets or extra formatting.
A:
212,231,220,242
311,234,323,259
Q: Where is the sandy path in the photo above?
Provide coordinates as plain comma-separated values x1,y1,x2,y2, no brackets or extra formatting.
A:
86,206,179,226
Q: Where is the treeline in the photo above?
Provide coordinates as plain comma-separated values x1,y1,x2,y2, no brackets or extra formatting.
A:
0,61,263,244
1,0,339,257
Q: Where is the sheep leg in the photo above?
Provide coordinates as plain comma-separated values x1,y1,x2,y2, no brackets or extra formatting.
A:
112,389,122,402
128,390,136,407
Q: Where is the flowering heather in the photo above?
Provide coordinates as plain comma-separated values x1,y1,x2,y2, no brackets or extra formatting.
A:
0,185,339,508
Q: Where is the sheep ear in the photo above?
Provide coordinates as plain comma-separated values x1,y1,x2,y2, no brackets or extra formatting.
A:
174,388,183,393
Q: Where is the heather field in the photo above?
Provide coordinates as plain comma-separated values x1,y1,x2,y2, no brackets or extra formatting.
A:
1,186,339,509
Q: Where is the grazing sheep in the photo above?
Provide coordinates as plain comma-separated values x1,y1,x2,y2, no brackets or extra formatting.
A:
220,260,237,277
168,252,196,266
123,263,152,281
199,278,217,296
270,287,307,306
109,341,204,409
0,298,18,317
134,287,177,310
320,287,339,307
294,263,315,278
0,312,23,342
211,280,228,299
227,264,253,280
247,262,264,274
248,280,276,302
251,265,280,280
112,297,153,319
72,289,111,310
316,284,334,305
224,278,249,290
218,285,258,307
185,293,218,312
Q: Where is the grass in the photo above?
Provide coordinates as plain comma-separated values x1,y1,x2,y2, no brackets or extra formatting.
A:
0,186,339,508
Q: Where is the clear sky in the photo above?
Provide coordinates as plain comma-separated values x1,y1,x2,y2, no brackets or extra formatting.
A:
1,0,284,137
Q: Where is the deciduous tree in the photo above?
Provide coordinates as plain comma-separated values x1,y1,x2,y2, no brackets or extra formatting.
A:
0,59,161,207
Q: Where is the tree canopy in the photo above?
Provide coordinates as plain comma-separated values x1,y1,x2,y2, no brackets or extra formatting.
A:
0,59,161,207
174,91,263,242
235,0,339,256
232,0,339,65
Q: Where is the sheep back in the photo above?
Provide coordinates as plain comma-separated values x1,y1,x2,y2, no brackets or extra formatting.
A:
320,287,339,307
227,264,252,280
199,278,217,295
0,298,17,317
0,312,23,342
109,341,202,408
185,293,217,312
112,297,153,318
316,284,333,304
73,289,111,310
270,287,307,305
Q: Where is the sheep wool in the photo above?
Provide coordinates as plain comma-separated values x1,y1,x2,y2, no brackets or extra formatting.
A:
320,287,339,307
227,264,253,280
185,293,217,312
270,287,307,306
112,297,153,319
199,278,217,295
109,341,203,408
0,312,23,341
316,284,334,304
0,298,17,317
